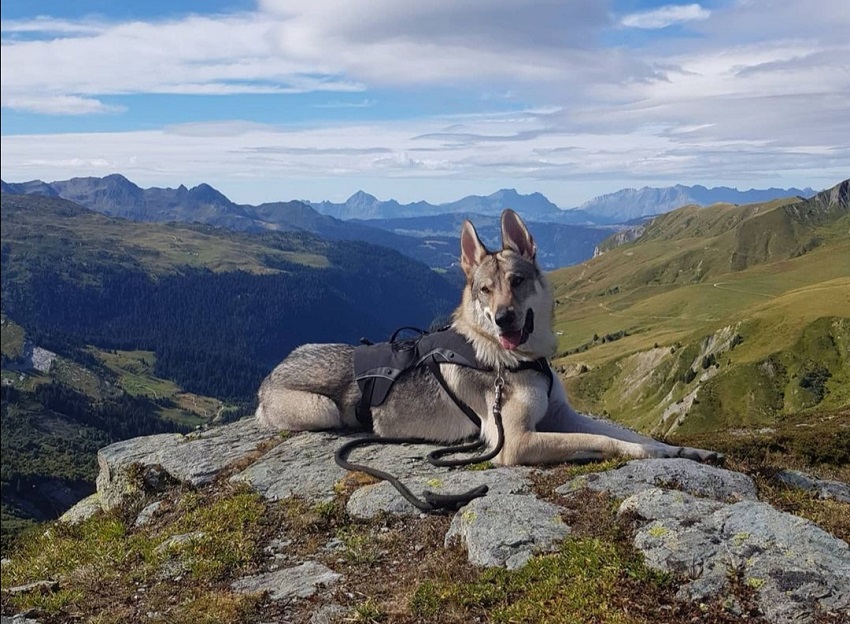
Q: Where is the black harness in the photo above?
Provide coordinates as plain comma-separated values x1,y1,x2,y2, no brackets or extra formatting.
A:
334,326,554,512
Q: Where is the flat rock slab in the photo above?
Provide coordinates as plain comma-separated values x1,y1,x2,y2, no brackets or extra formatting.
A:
347,467,533,519
445,493,570,570
231,431,347,503
775,469,850,503
233,432,491,505
231,561,341,601
96,418,280,509
557,458,758,502
620,487,850,624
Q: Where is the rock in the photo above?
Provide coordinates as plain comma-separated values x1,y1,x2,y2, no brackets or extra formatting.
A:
155,532,206,554
3,580,59,595
775,469,850,503
557,458,758,502
445,494,570,569
58,493,101,525
96,418,279,509
1,615,41,624
233,432,479,506
347,467,532,519
620,487,850,624
231,431,347,502
309,603,348,624
231,561,342,601
134,501,164,527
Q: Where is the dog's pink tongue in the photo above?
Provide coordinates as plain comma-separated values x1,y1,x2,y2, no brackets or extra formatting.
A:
499,331,523,350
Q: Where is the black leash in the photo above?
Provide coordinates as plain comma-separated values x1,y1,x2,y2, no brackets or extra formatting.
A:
334,371,506,512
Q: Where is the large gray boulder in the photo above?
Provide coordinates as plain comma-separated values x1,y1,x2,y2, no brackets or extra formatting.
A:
445,494,570,570
230,431,349,503
620,487,850,624
96,418,279,509
557,458,758,501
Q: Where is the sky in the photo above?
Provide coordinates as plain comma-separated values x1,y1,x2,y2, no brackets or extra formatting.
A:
1,0,848,208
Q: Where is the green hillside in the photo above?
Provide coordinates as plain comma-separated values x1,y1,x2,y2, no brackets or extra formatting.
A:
1,192,458,549
551,180,849,436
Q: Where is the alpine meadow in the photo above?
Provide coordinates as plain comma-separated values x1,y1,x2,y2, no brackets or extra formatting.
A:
551,180,849,457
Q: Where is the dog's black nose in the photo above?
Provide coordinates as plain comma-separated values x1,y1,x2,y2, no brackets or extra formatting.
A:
495,308,516,329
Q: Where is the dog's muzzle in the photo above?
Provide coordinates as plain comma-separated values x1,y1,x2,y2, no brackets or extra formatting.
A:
498,309,534,351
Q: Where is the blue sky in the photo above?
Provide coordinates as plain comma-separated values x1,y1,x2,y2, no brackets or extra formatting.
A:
1,0,847,208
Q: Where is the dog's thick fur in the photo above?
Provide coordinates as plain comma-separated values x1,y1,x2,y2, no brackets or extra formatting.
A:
256,210,720,465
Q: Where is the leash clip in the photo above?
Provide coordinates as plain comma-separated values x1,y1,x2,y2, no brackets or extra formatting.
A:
493,367,505,417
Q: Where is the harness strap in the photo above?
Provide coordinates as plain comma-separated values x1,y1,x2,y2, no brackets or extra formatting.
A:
425,358,481,429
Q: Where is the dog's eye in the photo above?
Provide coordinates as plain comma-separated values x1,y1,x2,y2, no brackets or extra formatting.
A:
480,285,491,294
510,276,525,288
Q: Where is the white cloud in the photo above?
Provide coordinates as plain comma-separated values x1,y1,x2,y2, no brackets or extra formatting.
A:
620,4,710,30
0,16,108,36
1,94,125,115
2,106,846,207
1,0,847,202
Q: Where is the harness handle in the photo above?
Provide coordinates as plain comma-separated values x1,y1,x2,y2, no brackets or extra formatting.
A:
334,435,490,512
389,326,429,343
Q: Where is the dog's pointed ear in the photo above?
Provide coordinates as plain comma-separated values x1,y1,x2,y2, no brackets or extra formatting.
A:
501,209,536,260
460,220,488,278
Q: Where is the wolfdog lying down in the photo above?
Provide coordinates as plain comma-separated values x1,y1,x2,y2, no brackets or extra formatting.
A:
256,209,720,466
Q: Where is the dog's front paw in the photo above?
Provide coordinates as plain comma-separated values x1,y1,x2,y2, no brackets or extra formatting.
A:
640,443,723,464
677,446,725,464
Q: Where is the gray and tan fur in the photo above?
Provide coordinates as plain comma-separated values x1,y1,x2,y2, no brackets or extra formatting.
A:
256,209,720,465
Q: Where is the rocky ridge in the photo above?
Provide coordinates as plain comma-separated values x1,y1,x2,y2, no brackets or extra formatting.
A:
4,417,849,623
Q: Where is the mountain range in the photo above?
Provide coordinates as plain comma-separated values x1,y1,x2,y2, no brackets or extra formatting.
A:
3,175,817,225
1,174,819,271
310,184,817,223
576,183,816,223
0,175,610,270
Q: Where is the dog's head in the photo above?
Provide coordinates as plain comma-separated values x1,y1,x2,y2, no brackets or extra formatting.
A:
453,209,557,365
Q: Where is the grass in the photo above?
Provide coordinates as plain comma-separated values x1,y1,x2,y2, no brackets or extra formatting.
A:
551,232,850,434
411,538,670,624
90,348,230,426
1,484,278,623
0,317,26,360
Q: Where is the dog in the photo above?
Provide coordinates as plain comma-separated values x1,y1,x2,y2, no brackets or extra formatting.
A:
256,209,720,466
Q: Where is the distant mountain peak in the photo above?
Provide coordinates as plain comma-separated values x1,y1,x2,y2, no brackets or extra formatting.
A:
348,190,377,201
578,183,818,224
188,183,230,204
101,173,134,185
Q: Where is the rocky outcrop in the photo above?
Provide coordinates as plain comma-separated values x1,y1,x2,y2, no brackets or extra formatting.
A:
556,457,758,501
620,488,850,624
49,418,850,624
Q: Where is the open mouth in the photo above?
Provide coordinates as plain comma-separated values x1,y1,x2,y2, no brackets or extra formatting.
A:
498,309,534,351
